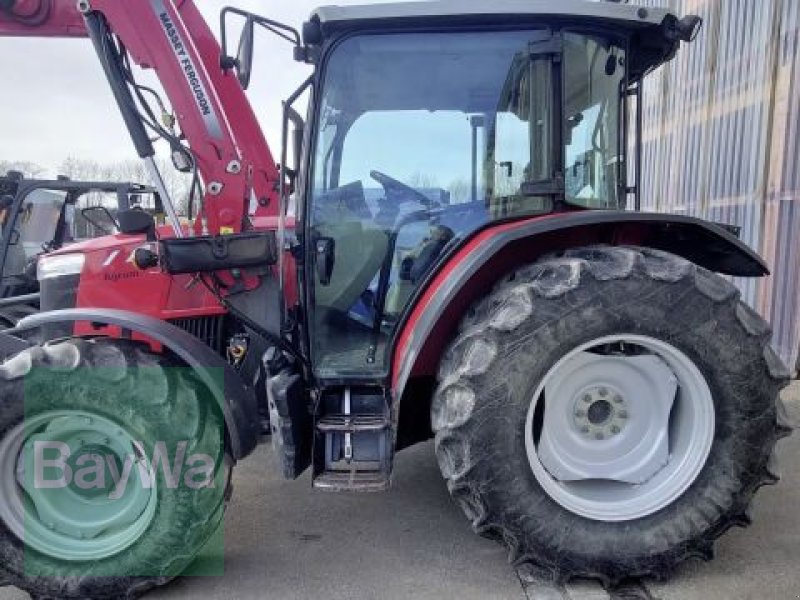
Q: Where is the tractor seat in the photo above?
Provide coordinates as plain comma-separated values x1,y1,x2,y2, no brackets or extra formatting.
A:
313,182,389,314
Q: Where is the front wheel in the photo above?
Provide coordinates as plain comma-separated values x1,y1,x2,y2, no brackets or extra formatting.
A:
433,246,792,583
0,338,230,599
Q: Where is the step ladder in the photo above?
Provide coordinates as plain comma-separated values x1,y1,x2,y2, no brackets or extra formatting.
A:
313,387,393,492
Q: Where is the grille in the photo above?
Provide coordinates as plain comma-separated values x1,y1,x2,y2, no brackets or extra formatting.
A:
168,315,226,356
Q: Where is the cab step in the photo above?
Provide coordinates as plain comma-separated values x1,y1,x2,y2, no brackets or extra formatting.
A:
317,414,390,433
312,387,393,492
314,471,390,492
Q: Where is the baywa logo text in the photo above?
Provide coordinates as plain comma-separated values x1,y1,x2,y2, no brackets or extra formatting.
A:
32,441,216,499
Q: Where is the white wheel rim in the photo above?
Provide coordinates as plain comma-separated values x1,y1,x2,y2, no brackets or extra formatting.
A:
524,334,715,522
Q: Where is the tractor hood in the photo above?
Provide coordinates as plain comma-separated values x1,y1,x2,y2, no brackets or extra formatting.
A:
308,0,700,81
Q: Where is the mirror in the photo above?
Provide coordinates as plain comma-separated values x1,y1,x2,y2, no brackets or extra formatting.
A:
81,206,119,236
236,18,255,89
220,7,302,91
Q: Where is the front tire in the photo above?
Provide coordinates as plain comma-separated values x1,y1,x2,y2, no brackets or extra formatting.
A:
432,246,792,583
0,338,230,599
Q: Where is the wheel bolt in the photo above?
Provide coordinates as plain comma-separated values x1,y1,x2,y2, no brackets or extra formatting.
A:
613,395,623,404
599,388,609,397
611,425,621,435
595,432,605,440
619,411,628,419
575,409,586,418
581,426,590,434
583,394,592,403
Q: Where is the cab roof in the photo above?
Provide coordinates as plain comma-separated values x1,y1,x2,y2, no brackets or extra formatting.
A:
312,0,671,29
308,0,689,80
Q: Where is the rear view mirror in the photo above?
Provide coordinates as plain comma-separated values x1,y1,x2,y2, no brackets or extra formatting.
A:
220,7,302,91
236,18,255,90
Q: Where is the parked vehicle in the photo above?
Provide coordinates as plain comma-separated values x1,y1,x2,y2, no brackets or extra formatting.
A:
0,1,791,598
0,171,162,325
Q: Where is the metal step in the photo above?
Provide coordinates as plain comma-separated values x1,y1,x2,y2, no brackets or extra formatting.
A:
314,470,390,492
316,414,390,433
312,387,394,492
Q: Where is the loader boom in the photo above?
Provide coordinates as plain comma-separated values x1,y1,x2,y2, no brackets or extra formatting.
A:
0,0,282,235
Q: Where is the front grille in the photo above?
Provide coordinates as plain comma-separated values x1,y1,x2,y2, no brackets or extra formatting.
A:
168,315,226,355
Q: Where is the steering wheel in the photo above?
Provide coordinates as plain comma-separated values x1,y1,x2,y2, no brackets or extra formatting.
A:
370,170,432,208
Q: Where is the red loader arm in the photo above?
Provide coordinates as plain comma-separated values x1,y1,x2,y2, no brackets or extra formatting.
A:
0,0,281,234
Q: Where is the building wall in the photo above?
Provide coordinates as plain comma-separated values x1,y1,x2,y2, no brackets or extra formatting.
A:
636,0,800,370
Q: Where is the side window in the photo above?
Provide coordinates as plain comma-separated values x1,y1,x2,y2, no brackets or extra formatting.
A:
563,33,626,208
488,54,554,217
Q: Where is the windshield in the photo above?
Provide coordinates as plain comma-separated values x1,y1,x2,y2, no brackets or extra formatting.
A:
308,30,626,377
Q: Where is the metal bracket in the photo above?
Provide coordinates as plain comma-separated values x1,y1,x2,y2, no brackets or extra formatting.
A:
521,173,565,197
529,32,563,61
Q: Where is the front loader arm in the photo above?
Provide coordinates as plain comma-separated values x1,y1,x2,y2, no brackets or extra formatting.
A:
0,0,281,234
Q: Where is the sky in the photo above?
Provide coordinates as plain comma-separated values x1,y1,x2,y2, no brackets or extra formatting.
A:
0,0,399,176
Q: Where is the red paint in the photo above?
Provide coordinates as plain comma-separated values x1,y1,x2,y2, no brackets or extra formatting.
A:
390,215,649,390
1,0,281,233
391,215,555,385
1,1,292,344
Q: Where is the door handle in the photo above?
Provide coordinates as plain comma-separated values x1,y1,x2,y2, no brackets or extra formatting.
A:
315,237,335,286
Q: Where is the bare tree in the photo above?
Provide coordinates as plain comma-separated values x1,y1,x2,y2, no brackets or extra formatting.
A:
0,160,46,179
58,157,192,215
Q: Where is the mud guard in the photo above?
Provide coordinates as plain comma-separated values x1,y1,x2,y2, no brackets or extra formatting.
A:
9,308,260,460
392,211,769,404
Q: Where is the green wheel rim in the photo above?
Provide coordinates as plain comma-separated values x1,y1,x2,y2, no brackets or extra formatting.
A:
0,411,158,561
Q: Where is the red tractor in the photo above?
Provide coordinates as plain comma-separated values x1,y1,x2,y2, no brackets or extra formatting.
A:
0,1,791,598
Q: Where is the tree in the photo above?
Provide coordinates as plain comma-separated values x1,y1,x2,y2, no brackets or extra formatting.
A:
0,160,46,179
58,157,192,215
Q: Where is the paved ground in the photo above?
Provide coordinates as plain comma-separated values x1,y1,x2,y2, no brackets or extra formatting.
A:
2,383,799,600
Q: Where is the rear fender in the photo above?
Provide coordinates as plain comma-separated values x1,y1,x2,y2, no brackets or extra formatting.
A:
10,308,259,460
391,211,768,407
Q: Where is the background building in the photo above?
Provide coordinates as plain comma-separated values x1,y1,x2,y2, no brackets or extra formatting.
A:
636,0,800,371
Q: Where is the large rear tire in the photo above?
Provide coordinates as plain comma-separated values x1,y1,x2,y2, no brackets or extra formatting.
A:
432,246,792,583
0,338,230,599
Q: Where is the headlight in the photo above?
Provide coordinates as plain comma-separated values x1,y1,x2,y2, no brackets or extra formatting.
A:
37,254,86,281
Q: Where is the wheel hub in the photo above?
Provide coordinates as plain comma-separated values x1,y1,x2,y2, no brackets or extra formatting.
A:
537,350,677,485
573,386,628,440
526,335,715,522
0,411,157,561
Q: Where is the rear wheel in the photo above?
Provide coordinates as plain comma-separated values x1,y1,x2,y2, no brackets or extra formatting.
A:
0,338,230,599
433,246,792,583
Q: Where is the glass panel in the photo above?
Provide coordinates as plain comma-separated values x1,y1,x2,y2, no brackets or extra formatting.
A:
563,33,626,208
307,31,626,378
2,189,66,280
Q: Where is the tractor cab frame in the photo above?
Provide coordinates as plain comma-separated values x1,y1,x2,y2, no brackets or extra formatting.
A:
0,172,161,318
247,1,733,388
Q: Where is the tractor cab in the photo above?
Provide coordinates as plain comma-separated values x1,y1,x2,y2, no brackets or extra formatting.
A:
222,0,704,490
0,173,162,304
288,0,700,380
